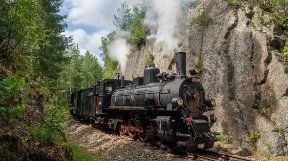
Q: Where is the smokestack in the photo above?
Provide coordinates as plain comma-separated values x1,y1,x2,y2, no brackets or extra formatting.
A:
176,52,186,77
121,76,125,87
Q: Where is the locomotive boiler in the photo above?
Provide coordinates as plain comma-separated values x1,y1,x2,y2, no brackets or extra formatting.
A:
70,52,217,151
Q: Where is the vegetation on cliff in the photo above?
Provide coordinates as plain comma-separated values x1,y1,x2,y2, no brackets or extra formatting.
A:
100,3,148,78
226,0,288,61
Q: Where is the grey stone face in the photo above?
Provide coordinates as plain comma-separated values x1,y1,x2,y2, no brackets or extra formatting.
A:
113,0,288,156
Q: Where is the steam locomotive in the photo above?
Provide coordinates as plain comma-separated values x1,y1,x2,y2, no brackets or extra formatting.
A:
70,52,217,151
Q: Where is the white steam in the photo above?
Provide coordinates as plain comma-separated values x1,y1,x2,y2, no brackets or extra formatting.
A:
107,30,130,74
142,0,194,52
106,0,195,74
144,0,180,50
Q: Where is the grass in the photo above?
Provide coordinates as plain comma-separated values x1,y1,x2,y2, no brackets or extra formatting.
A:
215,134,232,143
260,143,273,158
250,130,261,142
69,142,102,161
191,8,212,27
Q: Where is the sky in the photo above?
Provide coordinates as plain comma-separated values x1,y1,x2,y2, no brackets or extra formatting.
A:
61,0,126,66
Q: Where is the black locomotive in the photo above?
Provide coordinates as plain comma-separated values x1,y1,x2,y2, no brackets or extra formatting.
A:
70,52,217,151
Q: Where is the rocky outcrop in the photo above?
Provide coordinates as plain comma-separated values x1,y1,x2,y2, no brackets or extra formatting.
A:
115,0,288,156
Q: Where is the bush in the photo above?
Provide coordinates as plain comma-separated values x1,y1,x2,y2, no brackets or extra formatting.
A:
252,6,263,28
144,51,154,67
250,130,261,141
191,8,212,27
0,76,26,122
28,96,69,146
194,58,202,71
215,134,232,143
28,126,63,146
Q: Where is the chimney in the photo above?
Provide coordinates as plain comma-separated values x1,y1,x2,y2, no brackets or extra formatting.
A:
176,52,186,77
121,76,125,87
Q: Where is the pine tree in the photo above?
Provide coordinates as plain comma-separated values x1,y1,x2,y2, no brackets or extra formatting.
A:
32,0,71,89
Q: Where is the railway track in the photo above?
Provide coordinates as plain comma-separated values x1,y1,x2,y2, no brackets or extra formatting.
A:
70,119,257,161
188,149,255,161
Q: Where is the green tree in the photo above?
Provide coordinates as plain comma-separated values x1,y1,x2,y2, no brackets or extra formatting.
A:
69,47,83,92
32,0,71,89
99,32,118,78
81,51,103,88
128,7,147,47
0,0,46,76
0,0,46,121
113,2,132,31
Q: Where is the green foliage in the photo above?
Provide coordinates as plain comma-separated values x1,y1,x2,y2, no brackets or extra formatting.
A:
113,2,132,31
69,142,101,161
28,126,63,146
144,51,154,67
260,107,271,116
0,76,26,121
279,128,285,137
215,134,232,143
191,8,213,27
31,0,72,89
29,96,69,146
283,41,288,56
228,1,288,60
0,0,71,106
252,6,263,28
225,0,240,5
194,58,203,69
250,130,261,141
81,52,103,88
252,97,272,118
0,0,46,55
240,98,247,104
57,47,103,106
0,0,47,79
260,143,273,158
128,7,147,46
261,150,272,158
100,32,118,78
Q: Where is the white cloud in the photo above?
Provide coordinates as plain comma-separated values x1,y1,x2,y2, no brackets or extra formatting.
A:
66,0,124,29
64,29,110,66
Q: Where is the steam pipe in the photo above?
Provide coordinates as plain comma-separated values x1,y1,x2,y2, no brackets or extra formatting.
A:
176,52,186,77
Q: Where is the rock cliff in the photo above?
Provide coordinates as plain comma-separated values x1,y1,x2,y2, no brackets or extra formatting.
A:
114,0,288,156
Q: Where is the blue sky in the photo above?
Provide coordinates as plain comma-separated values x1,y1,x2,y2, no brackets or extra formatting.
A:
61,0,126,65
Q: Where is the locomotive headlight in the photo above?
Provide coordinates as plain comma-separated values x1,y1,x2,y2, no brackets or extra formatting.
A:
171,97,183,107
177,97,183,106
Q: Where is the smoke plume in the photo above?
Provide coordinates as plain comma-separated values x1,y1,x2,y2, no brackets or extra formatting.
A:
107,30,130,74
143,0,194,52
107,0,195,74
